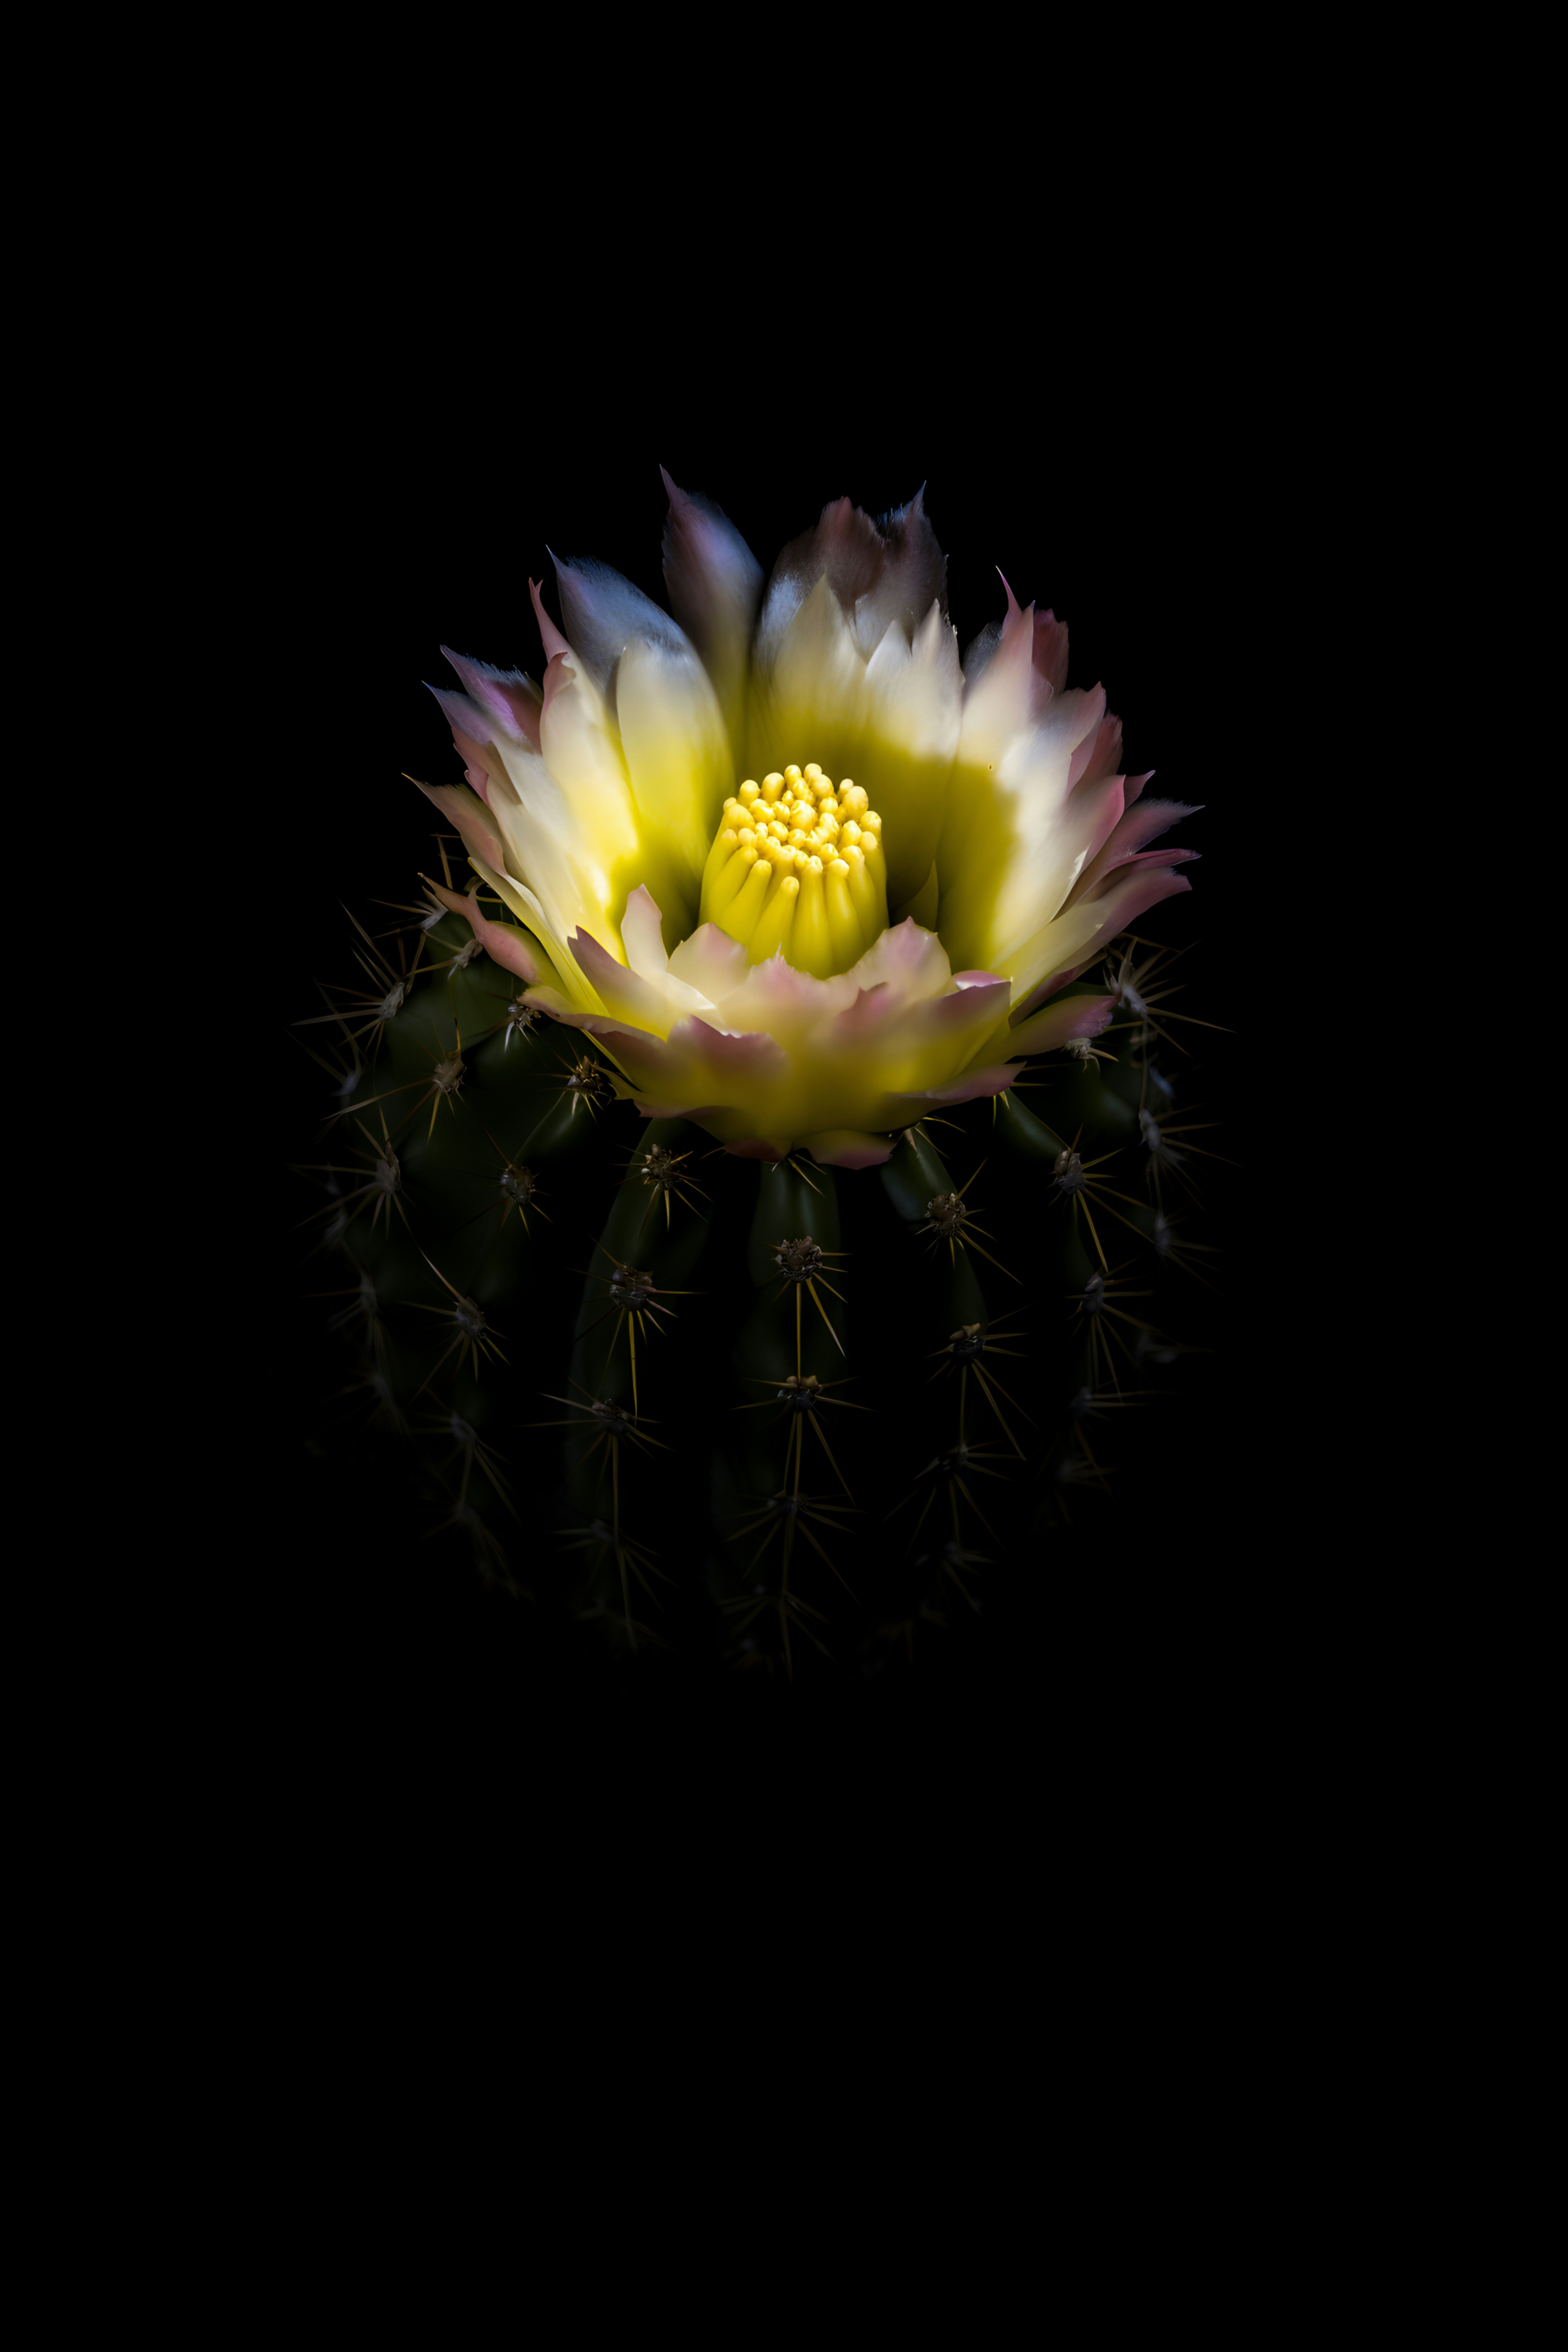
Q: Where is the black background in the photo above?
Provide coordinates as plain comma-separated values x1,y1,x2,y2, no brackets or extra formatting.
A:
257,354,1309,1860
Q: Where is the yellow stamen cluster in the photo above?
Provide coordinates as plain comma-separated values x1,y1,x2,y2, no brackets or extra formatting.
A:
698,764,889,977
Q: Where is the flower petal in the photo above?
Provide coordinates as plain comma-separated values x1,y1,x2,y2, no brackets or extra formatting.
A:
799,1130,896,1169
526,594,703,953
570,886,714,1033
824,966,1010,1099
750,572,865,767
848,488,947,657
723,1136,794,1162
857,604,963,905
426,685,507,786
997,991,1118,1059
567,925,683,1034
469,733,634,993
995,892,1136,1015
528,578,573,666
1062,798,1200,911
749,579,961,909
884,1063,1020,1117
956,577,1036,768
708,943,861,1048
1072,861,1194,941
660,470,763,754
1076,845,1201,904
409,775,506,875
615,636,730,907
937,685,1112,983
747,495,960,899
667,921,752,1004
438,648,542,750
1031,608,1070,698
1070,708,1123,791
422,878,559,988
550,552,691,695
756,489,947,665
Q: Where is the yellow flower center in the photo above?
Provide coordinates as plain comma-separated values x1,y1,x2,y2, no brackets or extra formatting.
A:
697,763,890,978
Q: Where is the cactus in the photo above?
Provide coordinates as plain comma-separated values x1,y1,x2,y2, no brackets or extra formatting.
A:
290,481,1224,1680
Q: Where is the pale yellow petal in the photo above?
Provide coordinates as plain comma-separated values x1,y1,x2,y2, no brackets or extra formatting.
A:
614,639,731,920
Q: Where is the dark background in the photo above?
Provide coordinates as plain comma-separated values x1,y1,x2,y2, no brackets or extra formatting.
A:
259,360,1307,1850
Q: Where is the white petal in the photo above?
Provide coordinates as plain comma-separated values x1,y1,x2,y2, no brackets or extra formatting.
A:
937,687,1112,985
661,471,763,756
551,554,690,693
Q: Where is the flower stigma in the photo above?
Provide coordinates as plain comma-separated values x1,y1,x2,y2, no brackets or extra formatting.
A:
697,763,890,977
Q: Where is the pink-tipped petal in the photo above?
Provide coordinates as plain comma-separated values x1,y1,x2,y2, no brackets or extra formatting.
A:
720,951,860,1039
667,921,752,1002
957,580,1049,757
1102,796,1198,860
1065,799,1201,910
1015,962,1093,1018
854,486,947,650
1064,686,1110,789
443,721,501,806
887,1063,1020,1115
619,883,670,982
426,684,501,759
423,881,543,984
1032,608,1069,698
845,916,954,1004
537,648,574,725
1069,710,1124,792
567,926,675,1033
920,975,1011,1042
550,551,690,692
434,715,495,803
756,488,947,664
408,776,506,876
439,648,542,750
535,1009,671,1073
1003,992,1118,1058
829,981,896,1048
1081,861,1195,937
1066,773,1127,888
660,470,763,727
724,1136,794,1162
667,1015,791,1083
521,985,577,1020
1079,846,1201,904
529,578,573,667
800,1131,897,1169
757,497,882,660
963,592,1065,723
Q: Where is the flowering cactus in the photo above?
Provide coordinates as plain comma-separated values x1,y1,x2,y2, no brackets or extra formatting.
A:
419,482,1195,1167
296,479,1216,1676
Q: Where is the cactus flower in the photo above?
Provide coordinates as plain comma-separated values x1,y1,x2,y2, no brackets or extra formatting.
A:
420,480,1197,1168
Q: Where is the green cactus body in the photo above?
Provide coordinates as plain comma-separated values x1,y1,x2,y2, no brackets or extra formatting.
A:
295,895,1219,1678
